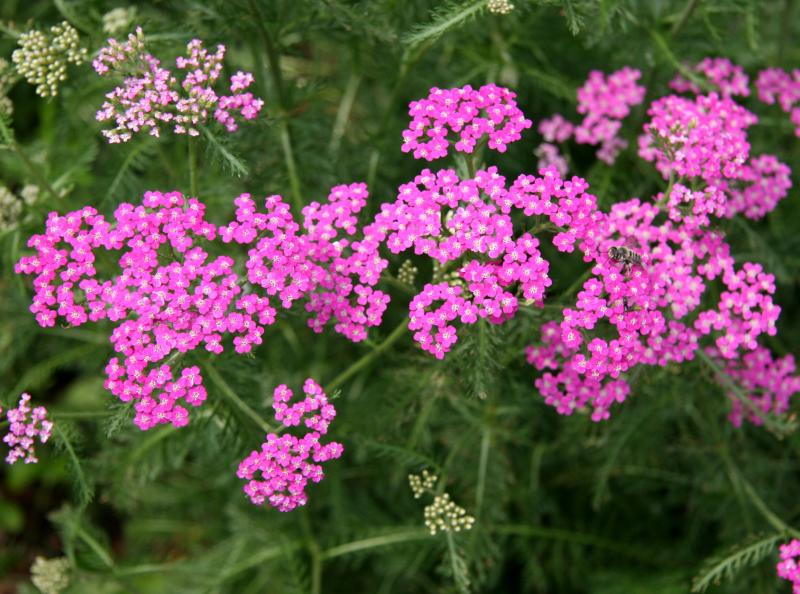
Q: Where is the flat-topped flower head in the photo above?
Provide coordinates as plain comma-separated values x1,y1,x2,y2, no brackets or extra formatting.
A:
401,84,532,161
237,380,343,512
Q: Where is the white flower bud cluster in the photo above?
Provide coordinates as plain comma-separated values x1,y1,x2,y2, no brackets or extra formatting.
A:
12,21,87,97
408,469,438,498
0,184,38,231
423,493,475,535
398,260,418,286
102,7,137,35
31,556,71,594
488,0,515,14
0,58,15,115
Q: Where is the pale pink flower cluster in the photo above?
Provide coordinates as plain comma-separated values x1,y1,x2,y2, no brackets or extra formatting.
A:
400,84,532,160
669,57,750,97
3,393,52,465
534,142,568,177
778,540,800,594
93,28,263,142
574,67,645,163
755,67,800,137
15,185,387,430
709,347,800,428
237,379,343,512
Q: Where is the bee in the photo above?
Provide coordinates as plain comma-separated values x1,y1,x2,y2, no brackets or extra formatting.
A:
607,245,642,277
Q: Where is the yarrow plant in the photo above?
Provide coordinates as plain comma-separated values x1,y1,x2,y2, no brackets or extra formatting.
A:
3,393,52,465
93,28,264,142
236,379,343,511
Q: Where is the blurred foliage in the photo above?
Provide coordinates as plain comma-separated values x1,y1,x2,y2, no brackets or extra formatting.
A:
0,0,799,593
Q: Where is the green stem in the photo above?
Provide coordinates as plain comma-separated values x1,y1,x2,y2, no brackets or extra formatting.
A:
201,360,275,434
0,117,59,200
324,319,407,392
329,71,362,155
720,448,800,538
76,525,114,569
249,0,303,211
187,136,198,197
670,0,702,37
322,529,430,559
51,410,113,420
301,509,323,594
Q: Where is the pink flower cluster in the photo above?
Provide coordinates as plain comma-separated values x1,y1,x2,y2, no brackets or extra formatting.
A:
219,183,389,342
3,393,52,465
755,67,800,137
94,28,263,142
639,92,792,221
534,68,645,167
639,92,756,182
778,540,800,594
237,379,343,512
525,163,788,421
574,67,645,163
709,347,800,428
400,84,532,160
15,185,387,430
375,166,555,358
669,57,750,97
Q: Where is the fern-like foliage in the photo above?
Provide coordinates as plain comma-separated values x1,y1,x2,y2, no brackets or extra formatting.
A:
402,0,486,48
691,532,785,593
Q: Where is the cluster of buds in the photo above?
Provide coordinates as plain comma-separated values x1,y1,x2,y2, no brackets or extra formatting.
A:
409,470,475,535
0,58,15,115
12,21,87,97
488,0,515,14
424,493,476,535
0,184,38,232
408,469,438,498
397,260,419,287
102,6,137,35
30,557,71,594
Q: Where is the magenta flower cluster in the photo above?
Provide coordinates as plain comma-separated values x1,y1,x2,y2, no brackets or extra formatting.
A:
711,346,800,428
15,60,800,449
93,28,263,142
669,57,750,97
3,393,52,465
778,540,800,594
533,67,646,171
755,67,800,137
15,185,387,430
400,84,532,160
574,67,645,163
237,379,343,512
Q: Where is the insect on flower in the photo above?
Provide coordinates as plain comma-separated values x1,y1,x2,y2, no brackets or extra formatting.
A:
607,245,643,277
